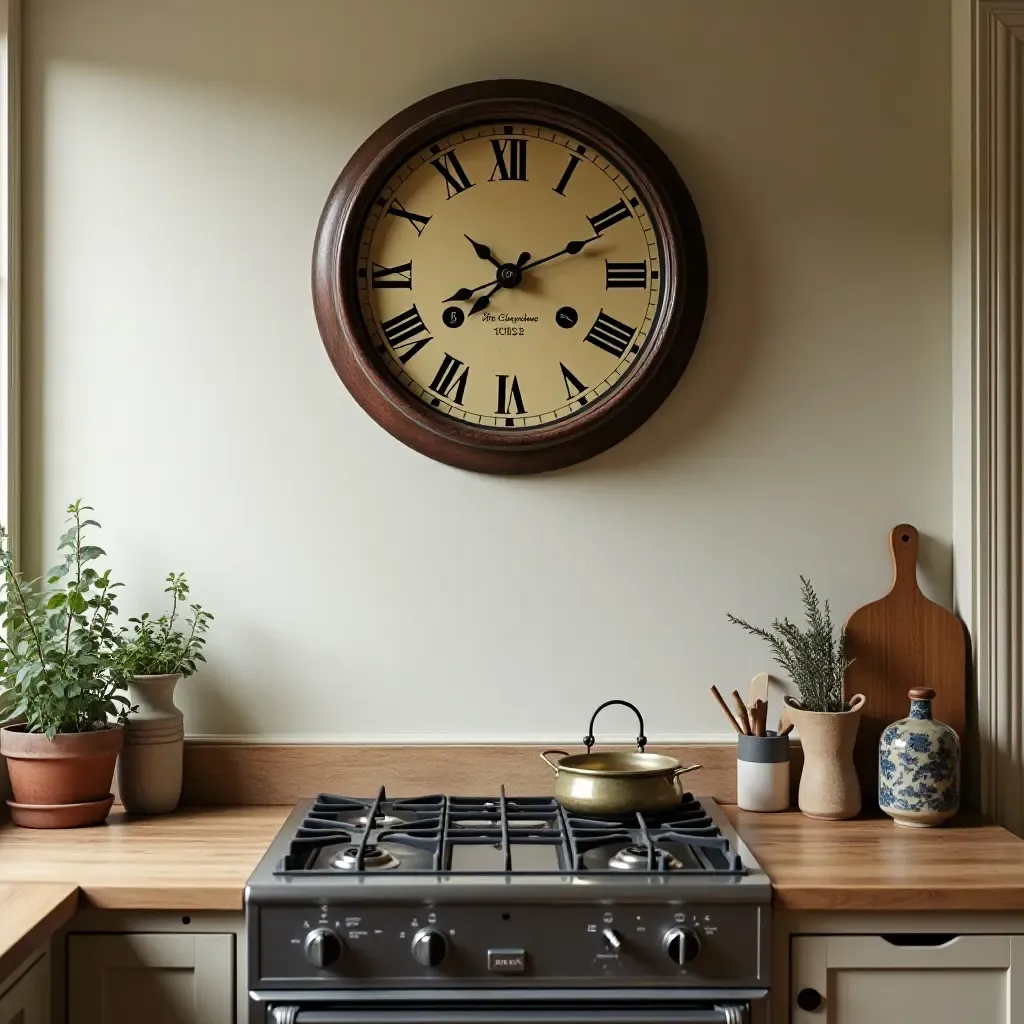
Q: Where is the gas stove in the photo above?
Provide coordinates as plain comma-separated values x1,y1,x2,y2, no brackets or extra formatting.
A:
246,789,771,1024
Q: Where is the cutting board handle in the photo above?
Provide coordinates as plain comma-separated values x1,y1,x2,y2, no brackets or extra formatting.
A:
889,524,921,594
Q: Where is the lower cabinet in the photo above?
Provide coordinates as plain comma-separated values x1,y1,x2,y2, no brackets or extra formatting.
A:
791,933,1024,1022
0,954,48,1024
67,933,234,1024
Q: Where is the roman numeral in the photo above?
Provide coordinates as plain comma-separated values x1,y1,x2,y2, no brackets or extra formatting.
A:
430,353,470,405
587,199,633,235
553,155,581,196
605,260,647,289
559,363,587,401
431,151,474,198
585,310,636,358
371,261,412,289
489,139,528,181
380,305,431,363
495,374,526,416
386,199,431,236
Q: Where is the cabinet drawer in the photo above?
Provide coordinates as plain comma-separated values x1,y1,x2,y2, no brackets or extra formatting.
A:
791,934,1024,1023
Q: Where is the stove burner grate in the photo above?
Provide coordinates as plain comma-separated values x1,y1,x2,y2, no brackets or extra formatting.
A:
276,787,745,877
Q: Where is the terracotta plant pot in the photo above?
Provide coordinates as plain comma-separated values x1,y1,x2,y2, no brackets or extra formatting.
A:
784,694,866,820
0,724,123,827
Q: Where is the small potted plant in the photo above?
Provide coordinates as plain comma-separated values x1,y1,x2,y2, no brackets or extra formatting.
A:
113,573,212,814
0,501,132,828
728,577,866,820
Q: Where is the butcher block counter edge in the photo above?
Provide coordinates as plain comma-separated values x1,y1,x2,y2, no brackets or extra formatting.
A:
724,807,1024,911
0,806,289,911
0,882,77,982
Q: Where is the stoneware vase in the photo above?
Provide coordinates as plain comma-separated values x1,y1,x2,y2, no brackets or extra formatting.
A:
116,673,184,814
0,723,123,828
784,693,866,820
879,687,960,828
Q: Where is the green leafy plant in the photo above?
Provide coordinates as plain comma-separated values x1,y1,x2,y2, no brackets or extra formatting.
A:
0,501,131,738
114,572,213,678
727,577,853,713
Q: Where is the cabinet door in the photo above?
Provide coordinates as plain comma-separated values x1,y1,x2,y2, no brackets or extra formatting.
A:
68,933,234,1024
792,934,1024,1023
0,954,48,1024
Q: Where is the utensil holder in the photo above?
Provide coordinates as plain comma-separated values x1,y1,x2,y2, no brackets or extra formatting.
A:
737,732,790,812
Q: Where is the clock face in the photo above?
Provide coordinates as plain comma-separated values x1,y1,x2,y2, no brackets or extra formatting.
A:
356,122,663,428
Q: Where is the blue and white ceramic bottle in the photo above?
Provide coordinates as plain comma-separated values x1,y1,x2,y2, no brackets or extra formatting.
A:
878,687,960,827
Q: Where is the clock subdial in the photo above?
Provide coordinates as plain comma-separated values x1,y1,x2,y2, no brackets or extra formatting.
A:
357,121,662,428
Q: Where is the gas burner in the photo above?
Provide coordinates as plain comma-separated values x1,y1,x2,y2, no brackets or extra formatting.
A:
343,812,407,829
608,844,683,872
330,844,401,871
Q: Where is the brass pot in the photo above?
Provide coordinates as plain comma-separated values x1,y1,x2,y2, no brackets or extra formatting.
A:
540,700,701,816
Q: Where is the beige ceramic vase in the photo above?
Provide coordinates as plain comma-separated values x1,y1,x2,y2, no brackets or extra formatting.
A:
784,693,866,820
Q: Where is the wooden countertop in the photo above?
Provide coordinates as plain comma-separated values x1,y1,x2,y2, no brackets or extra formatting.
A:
724,807,1024,911
1,805,1023,926
0,883,77,981
0,806,288,911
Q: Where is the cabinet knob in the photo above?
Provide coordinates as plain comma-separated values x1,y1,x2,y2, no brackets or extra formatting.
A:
796,987,823,1012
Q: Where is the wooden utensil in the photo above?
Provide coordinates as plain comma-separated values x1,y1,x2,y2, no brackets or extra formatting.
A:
747,672,770,709
844,524,967,805
778,722,794,738
709,686,742,734
731,690,752,735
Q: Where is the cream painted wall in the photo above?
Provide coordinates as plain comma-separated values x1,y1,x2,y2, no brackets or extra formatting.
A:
21,0,952,742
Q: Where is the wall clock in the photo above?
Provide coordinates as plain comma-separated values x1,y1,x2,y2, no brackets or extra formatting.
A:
312,80,707,474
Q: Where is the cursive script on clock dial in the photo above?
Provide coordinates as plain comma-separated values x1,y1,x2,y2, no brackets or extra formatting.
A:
358,122,662,428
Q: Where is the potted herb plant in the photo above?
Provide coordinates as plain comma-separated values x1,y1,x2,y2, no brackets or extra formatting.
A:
113,573,212,814
0,501,131,828
728,577,866,819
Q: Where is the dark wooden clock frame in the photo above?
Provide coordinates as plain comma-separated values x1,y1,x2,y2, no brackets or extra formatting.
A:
312,79,707,474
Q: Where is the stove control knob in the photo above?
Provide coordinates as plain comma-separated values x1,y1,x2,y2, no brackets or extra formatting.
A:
411,927,448,967
663,926,701,966
304,928,343,969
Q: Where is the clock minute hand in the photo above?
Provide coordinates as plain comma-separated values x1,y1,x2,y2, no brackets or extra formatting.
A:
520,237,598,273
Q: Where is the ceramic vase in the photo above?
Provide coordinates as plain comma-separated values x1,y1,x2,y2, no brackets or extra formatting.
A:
116,673,184,814
784,693,866,820
879,687,960,827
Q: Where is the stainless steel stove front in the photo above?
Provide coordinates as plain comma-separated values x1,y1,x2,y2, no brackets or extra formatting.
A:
246,798,772,1023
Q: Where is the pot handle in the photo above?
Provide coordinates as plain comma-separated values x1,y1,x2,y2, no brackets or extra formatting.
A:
847,693,866,713
584,699,647,753
672,764,703,794
540,749,569,773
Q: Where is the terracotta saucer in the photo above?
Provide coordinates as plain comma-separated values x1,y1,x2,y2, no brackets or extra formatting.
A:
6,794,114,829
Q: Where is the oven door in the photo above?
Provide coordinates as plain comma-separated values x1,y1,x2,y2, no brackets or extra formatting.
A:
253,992,770,1024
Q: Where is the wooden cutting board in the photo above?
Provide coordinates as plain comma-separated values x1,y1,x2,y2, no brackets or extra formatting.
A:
844,524,966,806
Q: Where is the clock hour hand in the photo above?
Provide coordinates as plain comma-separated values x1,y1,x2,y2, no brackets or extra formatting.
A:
520,236,598,273
468,283,500,316
445,281,493,302
465,235,503,269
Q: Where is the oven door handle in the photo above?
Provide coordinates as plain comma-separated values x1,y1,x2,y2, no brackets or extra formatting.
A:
276,1009,746,1024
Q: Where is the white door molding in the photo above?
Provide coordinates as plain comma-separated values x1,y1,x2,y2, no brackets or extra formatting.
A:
962,1,1024,832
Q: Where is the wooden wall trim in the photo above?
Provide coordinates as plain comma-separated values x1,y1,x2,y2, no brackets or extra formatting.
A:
180,741,802,806
972,2,1024,834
